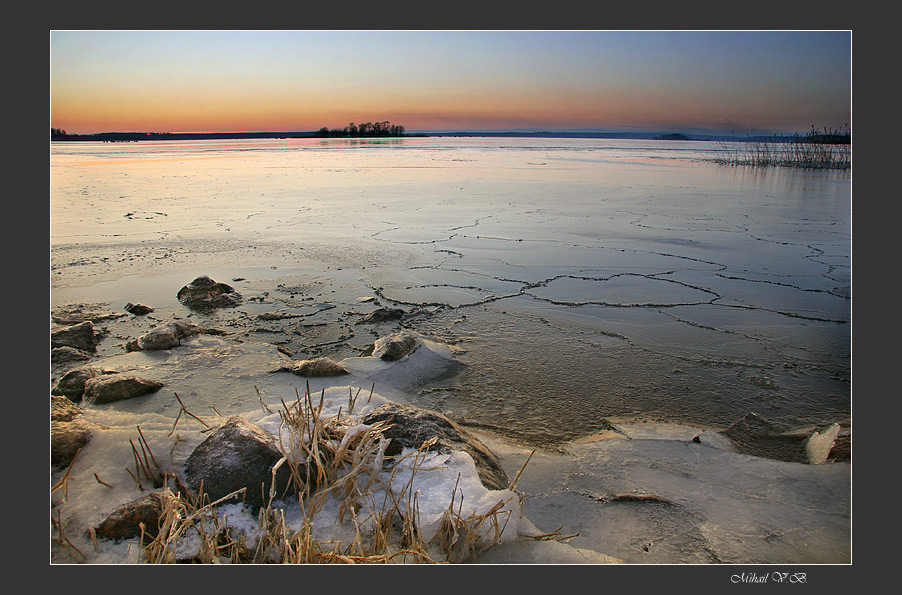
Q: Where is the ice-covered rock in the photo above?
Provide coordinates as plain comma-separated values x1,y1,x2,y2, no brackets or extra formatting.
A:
360,402,510,491
125,320,205,352
273,357,349,377
372,331,419,361
183,416,294,509
341,336,465,390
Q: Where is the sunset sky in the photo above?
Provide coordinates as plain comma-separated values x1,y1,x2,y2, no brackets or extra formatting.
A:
50,30,852,136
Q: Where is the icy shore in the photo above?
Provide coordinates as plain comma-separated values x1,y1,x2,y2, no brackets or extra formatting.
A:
50,294,849,564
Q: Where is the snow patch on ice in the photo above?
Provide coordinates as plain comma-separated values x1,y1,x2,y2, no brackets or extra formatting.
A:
806,423,841,464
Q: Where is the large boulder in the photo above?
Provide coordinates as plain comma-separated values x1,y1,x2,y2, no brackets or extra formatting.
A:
51,321,97,352
126,320,205,352
183,416,294,509
372,331,420,361
360,402,510,491
177,276,242,311
82,374,164,404
52,366,117,401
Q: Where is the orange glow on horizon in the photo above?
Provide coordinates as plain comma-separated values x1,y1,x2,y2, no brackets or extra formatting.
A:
51,85,845,136
50,31,850,137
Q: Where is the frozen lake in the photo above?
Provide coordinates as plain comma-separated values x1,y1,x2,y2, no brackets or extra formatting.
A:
51,136,851,438
50,137,851,563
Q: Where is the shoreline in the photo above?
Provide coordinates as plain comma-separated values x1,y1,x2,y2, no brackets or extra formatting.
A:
50,263,850,564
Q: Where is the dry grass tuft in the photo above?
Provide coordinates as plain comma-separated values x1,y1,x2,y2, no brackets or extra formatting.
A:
132,383,524,564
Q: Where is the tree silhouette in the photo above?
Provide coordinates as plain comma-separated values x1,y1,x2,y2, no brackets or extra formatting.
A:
314,120,406,138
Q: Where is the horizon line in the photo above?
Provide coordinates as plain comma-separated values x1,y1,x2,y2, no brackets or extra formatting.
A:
51,125,812,138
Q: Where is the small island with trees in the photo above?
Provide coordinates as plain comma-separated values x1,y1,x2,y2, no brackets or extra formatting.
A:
314,121,405,138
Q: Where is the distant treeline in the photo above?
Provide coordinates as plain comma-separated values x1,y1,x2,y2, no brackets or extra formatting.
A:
50,128,319,142
653,133,693,141
794,125,851,145
50,124,407,142
314,121,405,137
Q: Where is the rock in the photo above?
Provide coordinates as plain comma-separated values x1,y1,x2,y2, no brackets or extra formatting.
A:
52,366,117,401
722,412,842,464
274,357,349,377
51,321,97,352
183,416,294,509
52,303,126,325
177,276,242,311
51,346,93,364
360,402,510,491
51,395,83,422
83,375,164,404
51,419,93,469
126,320,204,351
94,492,165,541
51,391,94,469
357,308,406,325
372,331,420,361
124,302,154,315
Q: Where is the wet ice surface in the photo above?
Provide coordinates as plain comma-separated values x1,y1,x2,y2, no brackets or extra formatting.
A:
50,138,851,563
482,426,850,564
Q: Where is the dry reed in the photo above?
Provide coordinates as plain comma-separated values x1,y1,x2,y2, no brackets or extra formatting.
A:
135,383,524,564
710,125,850,170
